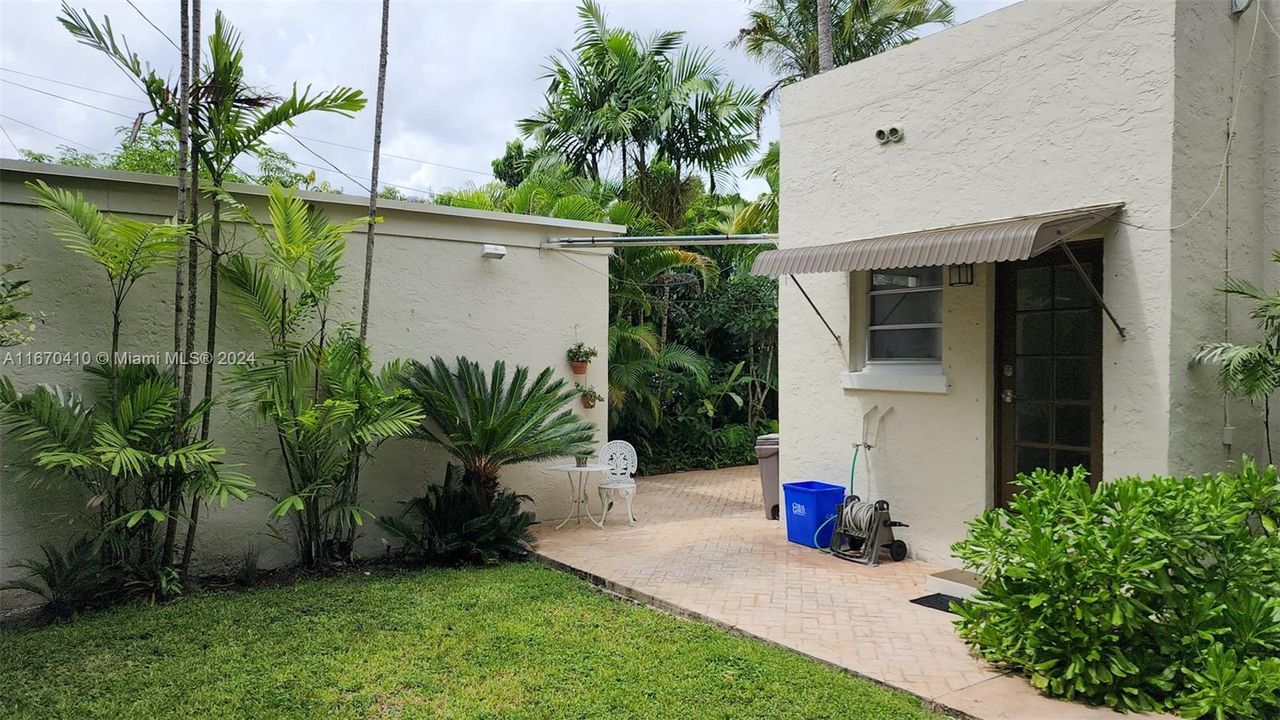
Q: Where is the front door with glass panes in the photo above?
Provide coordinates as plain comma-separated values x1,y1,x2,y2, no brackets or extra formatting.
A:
995,243,1103,508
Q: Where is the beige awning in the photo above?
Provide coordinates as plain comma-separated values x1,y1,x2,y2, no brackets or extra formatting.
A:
751,203,1124,277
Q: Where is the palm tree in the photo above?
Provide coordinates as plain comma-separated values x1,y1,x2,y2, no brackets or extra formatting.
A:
220,185,421,566
60,3,367,571
402,357,597,501
733,0,955,103
731,141,779,235
521,0,759,188
1194,251,1280,464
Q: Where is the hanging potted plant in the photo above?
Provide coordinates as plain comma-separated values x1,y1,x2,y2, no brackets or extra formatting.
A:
566,342,598,375
575,383,604,409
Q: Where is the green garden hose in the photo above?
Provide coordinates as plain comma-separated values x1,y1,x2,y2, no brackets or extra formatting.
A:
812,444,862,552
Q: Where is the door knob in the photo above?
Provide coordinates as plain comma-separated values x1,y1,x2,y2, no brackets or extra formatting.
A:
1002,389,1016,403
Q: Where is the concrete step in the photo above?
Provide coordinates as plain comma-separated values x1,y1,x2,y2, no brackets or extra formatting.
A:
925,568,983,600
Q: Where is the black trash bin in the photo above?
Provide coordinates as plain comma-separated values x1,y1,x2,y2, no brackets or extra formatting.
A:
755,433,780,520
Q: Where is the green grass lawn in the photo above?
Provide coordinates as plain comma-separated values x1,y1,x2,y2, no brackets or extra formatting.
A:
0,562,943,720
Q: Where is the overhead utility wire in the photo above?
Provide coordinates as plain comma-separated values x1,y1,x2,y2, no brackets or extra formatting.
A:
0,67,144,103
0,113,100,151
277,129,371,195
126,0,180,50
0,122,20,154
274,131,494,177
1,79,135,119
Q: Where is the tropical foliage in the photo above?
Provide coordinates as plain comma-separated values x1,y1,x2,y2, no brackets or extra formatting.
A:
953,463,1280,718
734,0,955,103
0,187,252,606
378,463,538,565
403,357,596,500
520,0,760,191
0,264,38,347
221,185,421,566
1194,250,1280,464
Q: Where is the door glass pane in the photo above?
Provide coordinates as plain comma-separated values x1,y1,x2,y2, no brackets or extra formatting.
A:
1016,358,1052,400
1055,405,1091,447
1054,263,1093,309
870,290,941,326
1017,312,1053,355
1016,403,1051,444
871,267,942,291
1055,358,1091,400
1016,266,1052,310
1055,310,1096,353
868,328,941,360
1055,450,1091,474
1016,447,1051,476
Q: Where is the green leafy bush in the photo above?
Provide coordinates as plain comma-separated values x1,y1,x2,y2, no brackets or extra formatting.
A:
378,464,537,566
1,539,110,618
952,462,1280,717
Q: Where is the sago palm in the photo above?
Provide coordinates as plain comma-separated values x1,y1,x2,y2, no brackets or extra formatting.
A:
403,357,597,501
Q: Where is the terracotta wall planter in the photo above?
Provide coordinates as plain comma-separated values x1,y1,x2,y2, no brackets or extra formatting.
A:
580,395,596,409
570,361,589,375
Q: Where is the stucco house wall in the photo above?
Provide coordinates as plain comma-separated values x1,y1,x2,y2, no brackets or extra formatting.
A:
776,0,1276,565
0,161,618,601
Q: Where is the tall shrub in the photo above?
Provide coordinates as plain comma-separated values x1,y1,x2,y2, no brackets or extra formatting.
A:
220,185,421,566
952,464,1280,718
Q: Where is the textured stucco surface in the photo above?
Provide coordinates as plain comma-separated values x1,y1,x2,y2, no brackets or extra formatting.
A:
0,162,617,604
1168,0,1280,473
777,0,1276,565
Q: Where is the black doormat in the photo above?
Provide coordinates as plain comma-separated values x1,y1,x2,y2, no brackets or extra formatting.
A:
909,593,962,614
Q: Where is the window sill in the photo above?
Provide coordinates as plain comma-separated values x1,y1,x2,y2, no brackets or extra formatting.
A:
840,366,949,394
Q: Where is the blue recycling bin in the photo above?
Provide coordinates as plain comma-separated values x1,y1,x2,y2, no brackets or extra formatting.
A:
783,481,846,548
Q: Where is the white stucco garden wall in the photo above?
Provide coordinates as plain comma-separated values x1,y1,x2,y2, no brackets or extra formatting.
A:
0,161,617,603
777,0,1183,564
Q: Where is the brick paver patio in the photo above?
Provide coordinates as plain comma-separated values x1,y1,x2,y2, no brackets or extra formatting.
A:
533,465,1150,720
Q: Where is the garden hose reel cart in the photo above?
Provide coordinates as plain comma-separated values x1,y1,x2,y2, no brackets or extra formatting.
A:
829,496,908,566
829,405,909,566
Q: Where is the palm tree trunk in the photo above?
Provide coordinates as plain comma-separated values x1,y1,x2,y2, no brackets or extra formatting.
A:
816,0,834,74
199,192,221,443
359,0,391,344
178,0,203,579
166,0,193,569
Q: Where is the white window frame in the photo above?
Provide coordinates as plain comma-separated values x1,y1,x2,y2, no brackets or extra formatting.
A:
865,269,943,365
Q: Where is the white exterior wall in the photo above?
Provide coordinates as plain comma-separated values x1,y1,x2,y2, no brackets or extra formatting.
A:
778,0,1182,564
1168,0,1280,472
0,162,617,603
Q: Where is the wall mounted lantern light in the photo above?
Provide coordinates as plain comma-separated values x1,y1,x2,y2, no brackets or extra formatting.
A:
948,263,975,287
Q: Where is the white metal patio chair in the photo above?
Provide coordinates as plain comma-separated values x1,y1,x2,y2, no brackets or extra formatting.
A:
597,440,638,526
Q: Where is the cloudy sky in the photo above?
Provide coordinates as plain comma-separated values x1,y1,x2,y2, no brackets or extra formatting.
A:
0,0,1013,199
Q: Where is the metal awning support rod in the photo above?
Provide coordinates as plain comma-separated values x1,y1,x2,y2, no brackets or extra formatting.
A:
1057,241,1126,338
790,274,843,347
546,233,778,248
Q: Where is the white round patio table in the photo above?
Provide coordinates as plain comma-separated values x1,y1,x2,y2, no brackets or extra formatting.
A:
546,463,612,530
